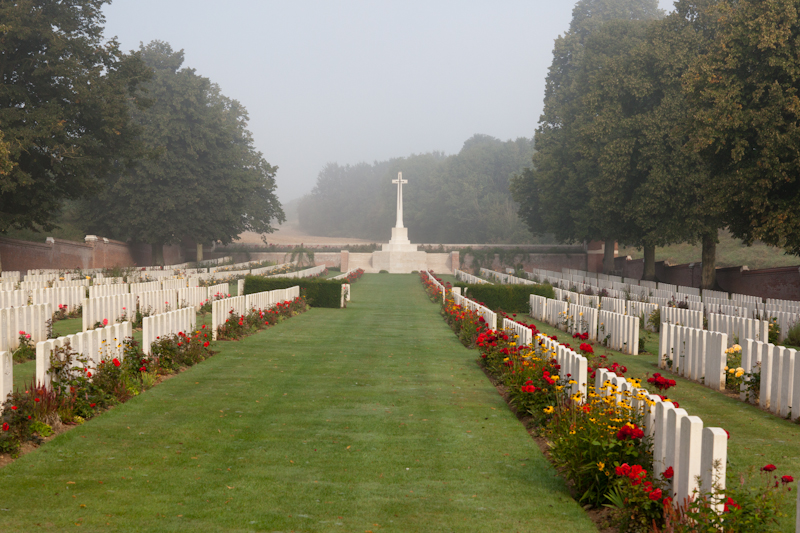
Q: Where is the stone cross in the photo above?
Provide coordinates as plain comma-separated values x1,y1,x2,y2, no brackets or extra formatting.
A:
392,172,407,229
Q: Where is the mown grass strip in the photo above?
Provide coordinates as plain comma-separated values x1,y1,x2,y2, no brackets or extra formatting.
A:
0,274,596,532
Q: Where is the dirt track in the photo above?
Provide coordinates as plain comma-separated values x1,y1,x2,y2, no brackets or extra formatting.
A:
235,221,373,245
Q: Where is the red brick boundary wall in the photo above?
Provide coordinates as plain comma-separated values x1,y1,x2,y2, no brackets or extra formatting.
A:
0,236,183,272
615,257,800,300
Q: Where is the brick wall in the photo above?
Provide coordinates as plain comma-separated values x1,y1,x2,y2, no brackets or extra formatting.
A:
615,256,800,300
0,236,183,273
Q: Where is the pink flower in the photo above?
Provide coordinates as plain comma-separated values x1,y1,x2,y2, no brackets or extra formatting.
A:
25,334,30,339
102,318,109,326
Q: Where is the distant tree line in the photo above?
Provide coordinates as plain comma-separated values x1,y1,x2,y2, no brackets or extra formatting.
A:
511,0,800,289
0,1,284,264
298,135,542,244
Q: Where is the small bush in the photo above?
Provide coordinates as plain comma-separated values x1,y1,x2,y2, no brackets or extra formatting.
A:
784,321,800,347
452,283,555,313
243,276,345,308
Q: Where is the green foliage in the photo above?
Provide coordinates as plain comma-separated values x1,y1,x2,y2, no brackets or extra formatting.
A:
453,283,555,314
511,0,665,248
83,41,284,257
682,0,800,256
786,322,800,348
297,135,539,244
242,276,344,308
12,333,35,363
0,0,152,233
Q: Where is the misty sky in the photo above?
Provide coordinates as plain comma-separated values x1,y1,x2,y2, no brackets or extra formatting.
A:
102,0,677,204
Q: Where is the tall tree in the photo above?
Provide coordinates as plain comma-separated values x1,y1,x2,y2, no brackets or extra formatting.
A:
682,0,800,256
85,42,284,263
511,0,663,273
569,15,723,285
0,1,151,233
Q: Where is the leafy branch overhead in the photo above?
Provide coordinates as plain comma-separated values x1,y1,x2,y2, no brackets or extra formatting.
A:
82,41,285,260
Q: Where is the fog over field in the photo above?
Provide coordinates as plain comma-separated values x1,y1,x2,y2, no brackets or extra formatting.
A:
102,1,676,204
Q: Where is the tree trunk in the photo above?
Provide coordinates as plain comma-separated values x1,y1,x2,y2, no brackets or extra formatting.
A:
152,243,164,266
643,245,656,281
603,241,616,274
196,242,203,262
701,233,717,290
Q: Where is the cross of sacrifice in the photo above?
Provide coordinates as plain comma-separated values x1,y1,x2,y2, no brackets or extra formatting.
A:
392,172,407,229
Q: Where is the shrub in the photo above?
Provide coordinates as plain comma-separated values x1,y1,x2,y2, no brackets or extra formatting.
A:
452,283,555,314
12,332,35,363
785,321,800,347
243,276,344,308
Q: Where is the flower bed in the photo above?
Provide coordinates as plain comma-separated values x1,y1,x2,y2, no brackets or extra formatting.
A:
419,274,795,532
216,296,307,340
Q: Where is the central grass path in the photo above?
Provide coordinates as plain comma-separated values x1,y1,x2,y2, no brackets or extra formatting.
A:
0,274,595,532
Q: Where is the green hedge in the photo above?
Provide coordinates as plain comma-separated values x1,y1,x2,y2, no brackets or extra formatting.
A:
243,276,345,308
452,283,555,314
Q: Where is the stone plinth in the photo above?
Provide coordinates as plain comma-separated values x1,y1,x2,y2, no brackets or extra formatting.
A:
382,227,417,252
372,250,429,274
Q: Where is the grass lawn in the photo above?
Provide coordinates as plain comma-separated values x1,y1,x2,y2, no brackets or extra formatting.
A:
523,317,800,531
0,274,596,532
619,229,800,270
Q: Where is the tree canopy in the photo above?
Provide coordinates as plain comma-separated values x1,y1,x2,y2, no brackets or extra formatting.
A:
84,41,284,261
297,135,538,244
0,0,151,233
511,0,664,272
681,0,800,254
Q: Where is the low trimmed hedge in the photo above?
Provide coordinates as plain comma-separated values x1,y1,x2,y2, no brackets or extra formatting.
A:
452,283,555,314
243,276,345,308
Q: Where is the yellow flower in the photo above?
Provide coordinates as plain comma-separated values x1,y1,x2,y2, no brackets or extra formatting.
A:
728,368,736,374
569,430,576,435
568,380,577,385
597,461,605,471
543,406,554,415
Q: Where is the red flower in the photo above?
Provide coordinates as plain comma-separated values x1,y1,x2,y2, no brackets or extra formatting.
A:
34,398,40,403
203,341,210,348
663,466,674,480
2,423,8,431
615,463,631,477
782,475,794,484
725,429,730,439
724,497,740,512
616,423,645,441
139,366,147,372
10,405,17,411
90,403,96,408
113,358,121,367
581,404,591,413
649,488,662,501
662,496,672,508
86,372,92,378
579,342,593,354
762,464,777,472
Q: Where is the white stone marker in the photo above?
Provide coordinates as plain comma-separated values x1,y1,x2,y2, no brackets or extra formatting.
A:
677,416,704,505
666,407,688,495
701,427,727,506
